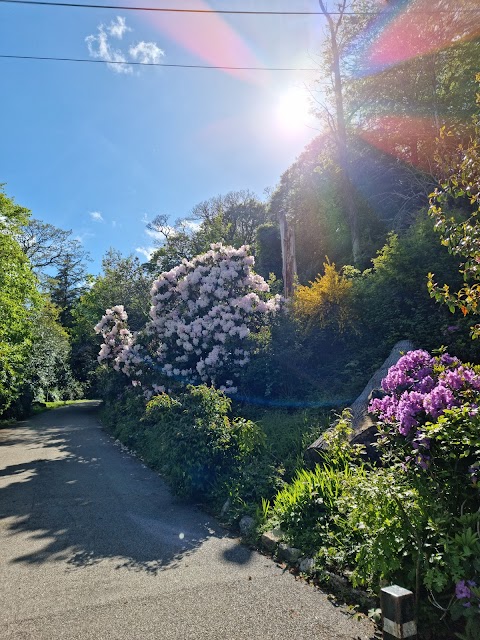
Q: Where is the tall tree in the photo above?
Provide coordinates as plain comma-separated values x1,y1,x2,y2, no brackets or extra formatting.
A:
146,190,271,274
0,187,40,415
427,77,480,337
313,1,480,262
48,242,90,327
18,219,74,273
315,0,376,264
23,299,80,404
267,135,428,281
191,190,271,248
147,214,198,273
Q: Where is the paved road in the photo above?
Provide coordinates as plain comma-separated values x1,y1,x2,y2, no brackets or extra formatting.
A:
0,402,375,639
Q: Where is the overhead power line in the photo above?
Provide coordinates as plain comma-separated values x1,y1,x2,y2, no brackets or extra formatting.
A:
1,0,479,15
0,0,371,14
0,53,320,70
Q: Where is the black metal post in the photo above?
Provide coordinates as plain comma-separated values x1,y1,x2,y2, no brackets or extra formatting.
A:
380,585,417,639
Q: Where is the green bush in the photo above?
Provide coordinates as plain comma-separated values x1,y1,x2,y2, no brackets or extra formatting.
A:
271,463,357,557
351,216,480,364
267,415,363,561
142,385,266,502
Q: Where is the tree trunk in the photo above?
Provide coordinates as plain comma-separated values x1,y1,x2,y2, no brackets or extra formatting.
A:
319,0,361,265
278,209,297,299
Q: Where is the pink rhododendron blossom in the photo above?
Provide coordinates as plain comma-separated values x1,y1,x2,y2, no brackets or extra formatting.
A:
94,305,133,366
95,244,282,395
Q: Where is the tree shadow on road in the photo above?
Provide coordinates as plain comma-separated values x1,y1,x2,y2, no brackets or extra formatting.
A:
0,402,227,575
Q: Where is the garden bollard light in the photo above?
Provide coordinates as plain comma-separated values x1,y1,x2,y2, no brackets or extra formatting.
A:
380,585,417,640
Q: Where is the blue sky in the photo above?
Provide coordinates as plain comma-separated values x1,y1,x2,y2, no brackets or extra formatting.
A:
0,0,327,274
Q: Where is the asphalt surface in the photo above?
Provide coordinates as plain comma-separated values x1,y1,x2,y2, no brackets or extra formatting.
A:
0,401,376,639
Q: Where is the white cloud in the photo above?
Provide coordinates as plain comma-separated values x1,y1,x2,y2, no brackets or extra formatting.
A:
129,41,165,65
136,246,155,260
145,225,175,241
86,24,131,74
107,16,131,40
89,211,104,222
85,17,164,74
184,220,201,232
73,231,95,244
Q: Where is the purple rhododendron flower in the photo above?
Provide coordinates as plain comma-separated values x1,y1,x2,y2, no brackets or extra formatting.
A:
456,580,472,599
396,391,424,435
442,369,464,390
417,375,435,393
369,395,397,421
415,453,430,470
380,350,434,394
412,433,430,450
440,353,460,365
423,383,458,418
369,350,480,469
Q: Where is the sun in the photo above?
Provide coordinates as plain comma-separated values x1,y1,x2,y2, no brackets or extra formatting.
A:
275,87,311,132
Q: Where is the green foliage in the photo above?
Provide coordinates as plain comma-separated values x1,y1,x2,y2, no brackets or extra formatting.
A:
268,139,355,279
264,415,363,564
48,245,91,328
343,401,480,635
0,187,41,416
255,394,480,636
428,78,480,338
351,215,480,364
271,462,357,558
190,190,272,249
101,382,269,510
348,37,480,170
242,210,478,405
255,223,282,281
237,404,330,483
70,249,151,390
142,385,265,500
25,299,82,403
321,409,365,467
340,468,427,590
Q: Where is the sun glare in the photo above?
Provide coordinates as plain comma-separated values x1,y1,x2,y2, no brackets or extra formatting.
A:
275,87,311,133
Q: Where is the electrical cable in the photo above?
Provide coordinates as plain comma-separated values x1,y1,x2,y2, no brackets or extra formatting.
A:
1,0,479,14
0,53,320,70
0,0,377,15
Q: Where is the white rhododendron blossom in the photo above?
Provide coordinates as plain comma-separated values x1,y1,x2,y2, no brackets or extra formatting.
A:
146,244,281,392
94,305,133,365
95,244,281,395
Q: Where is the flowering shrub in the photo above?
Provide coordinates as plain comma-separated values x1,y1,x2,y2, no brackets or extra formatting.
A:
95,244,281,395
366,349,480,637
369,349,480,469
449,535,480,640
146,243,280,392
292,261,355,334
94,305,133,366
94,305,155,392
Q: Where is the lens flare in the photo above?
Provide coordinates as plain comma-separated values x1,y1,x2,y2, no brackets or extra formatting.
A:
350,0,480,77
144,0,264,84
357,115,441,170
